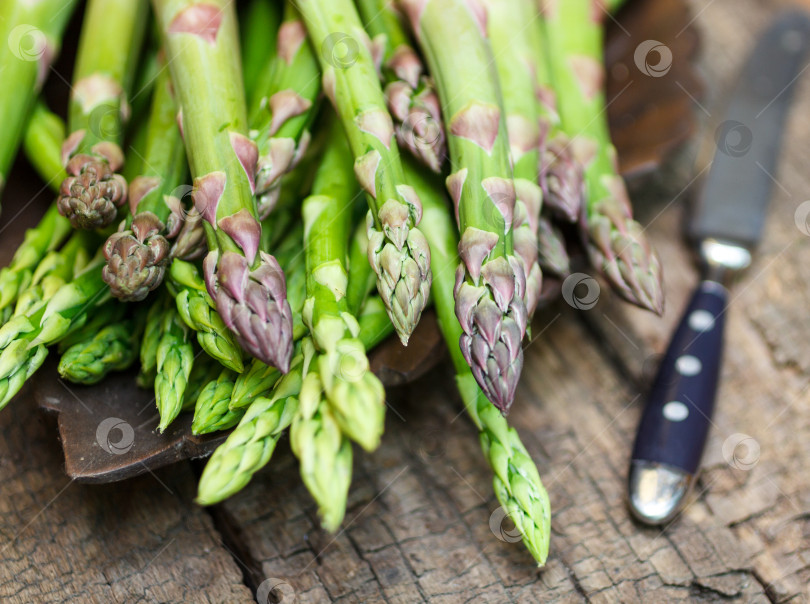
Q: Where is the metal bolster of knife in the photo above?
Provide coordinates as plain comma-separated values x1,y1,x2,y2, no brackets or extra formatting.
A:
698,238,752,285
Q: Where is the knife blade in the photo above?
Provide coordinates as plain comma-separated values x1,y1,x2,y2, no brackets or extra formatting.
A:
628,10,810,526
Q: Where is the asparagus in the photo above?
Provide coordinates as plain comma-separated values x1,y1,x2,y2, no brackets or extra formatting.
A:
249,1,321,219
58,313,139,384
0,255,111,408
13,231,93,319
154,305,194,431
346,220,376,316
168,259,244,372
240,0,281,104
191,368,244,435
0,0,78,205
102,66,188,301
197,345,307,506
57,0,147,229
481,0,545,317
156,0,294,372
406,158,551,565
57,301,126,353
138,294,168,387
291,357,353,531
23,102,68,188
196,289,395,502
401,0,526,412
536,216,571,278
301,121,386,451
297,0,432,345
355,0,446,172
543,0,663,314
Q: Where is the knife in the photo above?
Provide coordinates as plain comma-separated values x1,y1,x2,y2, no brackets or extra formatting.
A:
627,10,810,525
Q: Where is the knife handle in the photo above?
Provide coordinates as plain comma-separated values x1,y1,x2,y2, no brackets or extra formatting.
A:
631,280,727,474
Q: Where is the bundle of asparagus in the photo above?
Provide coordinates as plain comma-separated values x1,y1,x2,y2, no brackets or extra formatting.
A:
0,0,657,565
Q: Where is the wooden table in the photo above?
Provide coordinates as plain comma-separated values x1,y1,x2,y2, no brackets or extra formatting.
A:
2,0,809,601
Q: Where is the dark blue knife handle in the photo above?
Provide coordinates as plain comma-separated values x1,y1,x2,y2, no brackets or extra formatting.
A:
631,280,728,475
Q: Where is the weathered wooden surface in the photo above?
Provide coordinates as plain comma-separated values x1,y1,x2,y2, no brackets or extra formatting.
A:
1,0,810,602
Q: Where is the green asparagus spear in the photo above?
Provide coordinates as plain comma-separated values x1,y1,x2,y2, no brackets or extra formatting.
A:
543,0,663,313
23,102,68,188
168,259,244,373
191,368,244,435
249,1,321,219
0,0,78,206
58,313,140,384
401,0,526,412
297,0,432,345
102,65,188,302
57,0,148,229
355,0,446,172
405,156,551,565
155,0,294,372
155,305,194,431
240,0,282,104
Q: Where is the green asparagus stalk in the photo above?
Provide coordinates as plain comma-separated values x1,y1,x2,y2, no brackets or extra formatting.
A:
606,0,627,14
0,0,78,205
196,343,308,506
57,301,126,353
543,0,663,313
191,368,244,435
302,120,386,451
297,0,432,345
401,0,526,412
167,259,244,372
196,294,394,506
406,157,551,566
58,313,140,384
290,357,353,531
249,1,321,219
138,294,169,387
23,102,68,188
481,0,545,317
57,0,147,229
102,66,188,302
13,231,94,318
355,0,446,172
155,305,194,431
182,351,215,410
240,0,281,104
155,0,294,372
0,254,111,408
347,220,376,316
